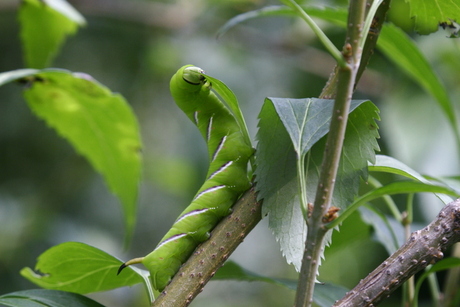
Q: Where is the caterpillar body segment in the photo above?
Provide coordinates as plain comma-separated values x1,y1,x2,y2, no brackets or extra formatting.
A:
119,65,252,291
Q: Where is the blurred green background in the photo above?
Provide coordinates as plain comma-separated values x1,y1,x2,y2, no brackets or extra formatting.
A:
0,0,459,306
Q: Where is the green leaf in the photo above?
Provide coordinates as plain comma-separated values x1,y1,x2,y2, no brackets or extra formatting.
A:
268,98,368,156
219,6,460,148
18,0,86,68
330,155,460,228
329,180,460,229
217,5,347,38
359,207,403,254
20,242,143,293
201,72,252,150
255,98,379,270
406,0,460,34
370,155,430,182
0,289,104,307
377,23,460,146
214,261,348,307
214,260,297,290
0,69,40,86
369,155,456,204
13,69,142,242
42,0,86,24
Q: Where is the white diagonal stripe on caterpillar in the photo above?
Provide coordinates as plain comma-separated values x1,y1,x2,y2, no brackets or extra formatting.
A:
175,208,210,223
155,233,188,250
208,160,233,180
206,115,214,142
193,111,199,126
212,135,227,162
193,185,226,201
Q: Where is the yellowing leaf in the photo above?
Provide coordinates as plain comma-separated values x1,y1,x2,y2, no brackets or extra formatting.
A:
18,0,86,68
22,70,142,241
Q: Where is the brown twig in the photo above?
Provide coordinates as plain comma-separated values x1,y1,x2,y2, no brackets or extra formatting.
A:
333,198,460,307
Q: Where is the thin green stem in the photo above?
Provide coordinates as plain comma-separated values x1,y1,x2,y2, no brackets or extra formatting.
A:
442,243,460,306
297,153,309,221
281,0,346,67
359,0,383,50
355,0,391,91
403,194,415,306
405,193,414,225
368,175,403,222
297,65,356,307
325,185,383,229
427,268,441,306
294,0,368,305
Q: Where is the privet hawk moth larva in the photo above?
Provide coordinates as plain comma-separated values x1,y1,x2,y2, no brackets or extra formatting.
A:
118,65,253,291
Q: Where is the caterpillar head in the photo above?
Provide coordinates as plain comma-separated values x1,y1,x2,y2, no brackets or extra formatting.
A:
182,66,206,85
170,65,213,116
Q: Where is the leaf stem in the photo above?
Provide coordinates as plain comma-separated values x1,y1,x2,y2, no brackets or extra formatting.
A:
427,267,441,306
402,194,414,305
359,0,383,50
281,0,346,67
297,153,309,221
295,63,356,307
368,175,403,222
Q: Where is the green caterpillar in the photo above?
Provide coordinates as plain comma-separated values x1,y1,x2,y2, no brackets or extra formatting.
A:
118,65,253,291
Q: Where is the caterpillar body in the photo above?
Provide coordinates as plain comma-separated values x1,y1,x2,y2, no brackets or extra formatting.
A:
118,65,252,291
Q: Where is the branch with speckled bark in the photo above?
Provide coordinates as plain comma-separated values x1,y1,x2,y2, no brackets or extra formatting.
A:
333,198,460,307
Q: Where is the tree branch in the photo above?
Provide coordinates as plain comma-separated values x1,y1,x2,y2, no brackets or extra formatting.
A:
320,0,391,99
333,198,460,307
